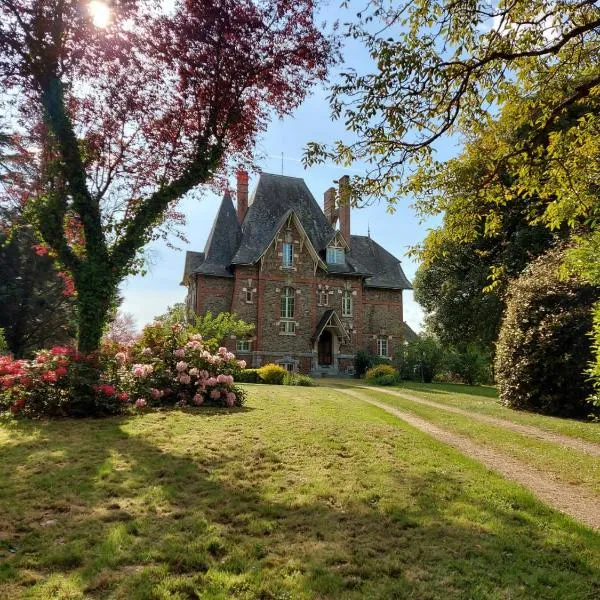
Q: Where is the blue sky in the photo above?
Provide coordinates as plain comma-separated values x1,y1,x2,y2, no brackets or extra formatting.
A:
120,1,456,332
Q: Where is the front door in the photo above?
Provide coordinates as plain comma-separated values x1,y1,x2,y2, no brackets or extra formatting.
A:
318,330,333,366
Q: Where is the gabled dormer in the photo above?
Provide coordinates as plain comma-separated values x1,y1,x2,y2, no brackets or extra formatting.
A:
325,230,350,266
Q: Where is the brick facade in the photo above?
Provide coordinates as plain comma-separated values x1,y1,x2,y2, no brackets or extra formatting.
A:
190,217,405,375
183,172,411,375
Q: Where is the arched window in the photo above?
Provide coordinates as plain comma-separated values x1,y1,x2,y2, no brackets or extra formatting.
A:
281,287,295,319
342,290,353,317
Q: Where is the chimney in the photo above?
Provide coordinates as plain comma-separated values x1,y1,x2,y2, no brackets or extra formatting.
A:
338,175,351,241
324,187,337,226
236,169,249,223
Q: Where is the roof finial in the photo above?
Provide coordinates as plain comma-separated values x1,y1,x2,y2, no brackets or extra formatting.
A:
367,222,371,238
281,152,284,175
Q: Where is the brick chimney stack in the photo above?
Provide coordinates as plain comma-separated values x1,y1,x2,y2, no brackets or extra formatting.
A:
236,169,249,224
324,187,337,226
338,175,351,241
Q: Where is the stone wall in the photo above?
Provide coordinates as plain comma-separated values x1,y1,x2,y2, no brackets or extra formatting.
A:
191,217,406,372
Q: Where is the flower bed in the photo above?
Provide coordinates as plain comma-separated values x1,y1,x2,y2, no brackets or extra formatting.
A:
0,323,246,418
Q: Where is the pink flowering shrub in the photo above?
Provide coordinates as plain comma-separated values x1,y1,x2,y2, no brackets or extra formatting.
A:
0,324,247,418
108,322,246,409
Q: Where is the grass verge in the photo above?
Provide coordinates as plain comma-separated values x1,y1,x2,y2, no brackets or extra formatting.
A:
0,384,599,599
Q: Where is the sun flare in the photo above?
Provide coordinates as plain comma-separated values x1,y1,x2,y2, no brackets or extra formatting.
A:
89,1,111,28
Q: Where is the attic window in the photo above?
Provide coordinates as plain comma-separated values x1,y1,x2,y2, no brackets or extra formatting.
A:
327,246,345,265
282,242,294,267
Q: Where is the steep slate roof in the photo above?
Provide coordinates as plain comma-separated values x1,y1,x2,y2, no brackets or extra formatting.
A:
181,251,205,285
196,191,241,278
402,321,419,342
232,173,333,265
347,235,412,290
184,173,412,290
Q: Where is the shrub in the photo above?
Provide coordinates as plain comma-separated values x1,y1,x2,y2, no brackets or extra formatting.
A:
236,369,260,383
395,336,445,382
495,248,599,417
444,345,492,385
0,328,8,355
0,325,249,418
365,364,399,385
283,372,314,386
257,364,287,385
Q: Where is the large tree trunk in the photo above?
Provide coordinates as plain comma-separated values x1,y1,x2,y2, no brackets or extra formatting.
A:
75,264,116,354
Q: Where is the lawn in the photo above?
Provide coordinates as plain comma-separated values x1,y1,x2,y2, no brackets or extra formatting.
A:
353,386,600,496
394,381,600,443
1,384,599,599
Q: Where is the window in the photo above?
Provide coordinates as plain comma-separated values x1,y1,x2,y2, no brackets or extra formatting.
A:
327,246,345,264
342,291,353,317
318,290,328,306
282,242,294,267
280,287,295,319
236,339,251,352
245,289,253,303
279,362,295,372
280,287,296,334
280,320,296,334
377,337,389,358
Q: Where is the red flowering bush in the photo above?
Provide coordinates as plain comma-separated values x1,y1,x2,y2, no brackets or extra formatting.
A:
0,347,101,418
0,324,247,418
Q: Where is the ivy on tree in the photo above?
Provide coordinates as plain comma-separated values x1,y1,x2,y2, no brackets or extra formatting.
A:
0,0,333,353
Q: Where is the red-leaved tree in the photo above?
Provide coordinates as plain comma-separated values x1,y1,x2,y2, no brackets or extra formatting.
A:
0,0,333,352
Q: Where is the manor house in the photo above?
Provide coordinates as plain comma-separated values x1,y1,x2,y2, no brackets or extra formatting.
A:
181,172,412,375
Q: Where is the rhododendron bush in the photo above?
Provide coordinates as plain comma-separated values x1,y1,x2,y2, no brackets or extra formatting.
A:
0,324,247,418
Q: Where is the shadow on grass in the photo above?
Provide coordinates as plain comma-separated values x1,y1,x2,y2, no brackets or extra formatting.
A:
0,410,599,599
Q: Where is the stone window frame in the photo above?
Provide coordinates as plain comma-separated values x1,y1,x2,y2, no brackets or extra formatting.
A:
318,290,329,306
342,290,353,317
282,242,294,268
280,286,295,319
245,289,253,303
377,336,389,358
236,339,251,353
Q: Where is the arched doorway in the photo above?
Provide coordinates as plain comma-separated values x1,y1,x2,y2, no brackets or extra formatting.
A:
318,330,333,366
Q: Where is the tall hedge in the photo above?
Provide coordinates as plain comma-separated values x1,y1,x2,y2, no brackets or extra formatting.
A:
495,248,598,417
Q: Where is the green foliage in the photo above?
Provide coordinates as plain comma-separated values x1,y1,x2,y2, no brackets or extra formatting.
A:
0,329,7,355
365,364,400,386
564,233,600,404
306,1,600,217
354,350,392,378
236,369,260,384
444,346,492,386
496,249,599,418
156,305,254,352
283,372,314,387
0,219,77,357
395,336,445,383
257,364,287,385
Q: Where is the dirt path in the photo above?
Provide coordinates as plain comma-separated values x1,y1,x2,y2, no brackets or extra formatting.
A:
336,387,600,531
357,385,600,457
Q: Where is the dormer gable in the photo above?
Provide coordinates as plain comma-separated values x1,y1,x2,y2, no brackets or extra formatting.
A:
325,230,350,265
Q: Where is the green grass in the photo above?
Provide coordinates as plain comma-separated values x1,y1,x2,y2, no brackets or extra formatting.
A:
0,384,599,599
348,380,600,444
359,387,600,495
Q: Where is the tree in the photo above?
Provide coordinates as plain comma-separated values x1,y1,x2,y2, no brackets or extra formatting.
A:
155,304,254,351
103,311,138,346
0,213,77,357
496,247,598,417
305,1,600,210
0,0,333,353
